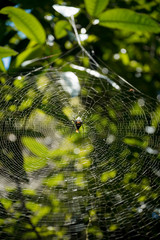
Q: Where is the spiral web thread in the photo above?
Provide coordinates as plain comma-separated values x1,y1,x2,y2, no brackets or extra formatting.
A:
0,43,160,239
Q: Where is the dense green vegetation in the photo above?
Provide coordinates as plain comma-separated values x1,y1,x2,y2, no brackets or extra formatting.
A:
0,0,160,239
0,0,160,96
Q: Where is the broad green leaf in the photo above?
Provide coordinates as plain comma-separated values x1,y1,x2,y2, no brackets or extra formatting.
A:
26,202,40,212
152,106,160,128
24,156,47,172
123,137,148,148
54,20,72,39
0,59,6,72
99,9,160,33
0,46,18,58
0,7,46,44
45,174,64,187
84,0,109,17
14,45,43,67
22,137,49,157
0,198,12,209
32,205,50,225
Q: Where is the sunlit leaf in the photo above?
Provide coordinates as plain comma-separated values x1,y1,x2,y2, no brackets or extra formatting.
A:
26,202,40,212
22,137,49,157
14,45,43,67
109,224,118,231
0,46,18,58
54,20,72,39
45,174,64,187
75,173,85,188
23,189,36,196
123,137,147,148
32,205,50,225
0,7,46,44
152,106,160,128
19,99,33,110
123,172,137,184
24,156,47,172
84,0,109,17
0,59,6,72
99,9,160,33
130,102,144,115
0,199,12,209
53,4,80,17
138,196,146,202
101,170,117,182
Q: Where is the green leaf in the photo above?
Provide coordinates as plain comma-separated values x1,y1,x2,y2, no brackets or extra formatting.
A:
0,59,6,72
14,45,43,67
84,0,109,17
101,170,117,182
99,8,160,33
44,174,64,187
0,46,18,58
22,137,49,157
24,156,47,172
109,224,118,232
138,196,146,202
123,137,147,148
0,7,46,44
54,20,72,39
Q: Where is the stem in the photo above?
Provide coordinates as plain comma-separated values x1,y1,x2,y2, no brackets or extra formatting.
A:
69,15,100,69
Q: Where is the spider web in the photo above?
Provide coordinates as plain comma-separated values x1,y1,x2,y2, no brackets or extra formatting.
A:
0,53,160,240
0,28,160,240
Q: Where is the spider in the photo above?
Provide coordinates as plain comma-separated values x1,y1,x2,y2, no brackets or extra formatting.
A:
72,116,83,133
128,88,135,92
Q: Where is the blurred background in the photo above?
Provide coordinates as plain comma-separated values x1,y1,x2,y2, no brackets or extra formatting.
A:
0,0,160,240
0,0,160,97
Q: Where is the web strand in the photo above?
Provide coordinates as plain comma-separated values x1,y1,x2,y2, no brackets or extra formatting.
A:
0,33,160,240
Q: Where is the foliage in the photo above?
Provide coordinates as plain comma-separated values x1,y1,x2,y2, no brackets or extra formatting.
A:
0,0,160,239
0,7,46,44
0,46,18,58
0,0,159,96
